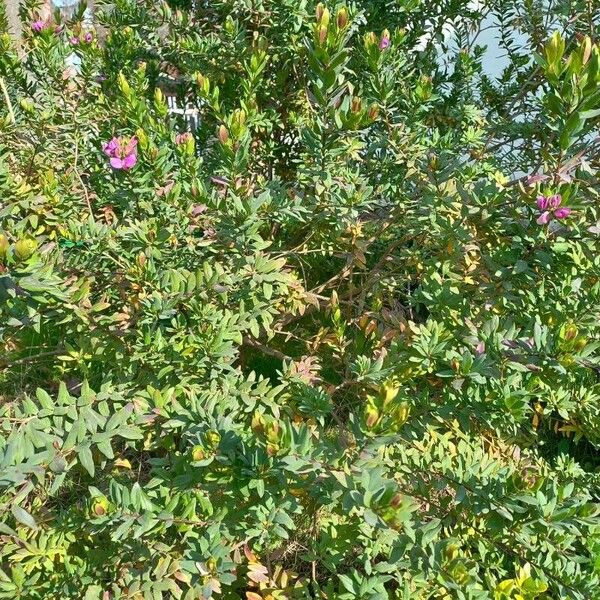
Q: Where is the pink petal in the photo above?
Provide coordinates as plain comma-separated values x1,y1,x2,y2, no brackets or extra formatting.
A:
537,211,551,225
549,194,562,208
536,196,549,210
554,207,571,219
122,153,137,169
103,138,118,156
124,136,138,155
110,157,124,169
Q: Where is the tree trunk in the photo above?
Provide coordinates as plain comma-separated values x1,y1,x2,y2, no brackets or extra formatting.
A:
4,0,22,43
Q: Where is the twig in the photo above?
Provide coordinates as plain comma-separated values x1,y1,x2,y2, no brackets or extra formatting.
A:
0,77,15,125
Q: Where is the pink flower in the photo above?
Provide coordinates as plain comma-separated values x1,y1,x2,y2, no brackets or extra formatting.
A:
84,32,93,43
70,36,79,45
379,30,391,50
31,20,47,33
536,194,571,225
103,136,138,170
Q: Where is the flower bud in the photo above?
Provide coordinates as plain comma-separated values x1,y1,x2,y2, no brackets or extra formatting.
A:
205,430,221,449
320,7,330,27
336,7,349,29
379,29,391,50
316,3,325,22
251,412,265,434
582,35,592,64
380,381,399,404
444,543,459,562
0,234,8,258
206,557,217,573
218,125,229,144
135,128,148,150
318,24,328,45
265,421,280,443
390,492,403,508
19,98,35,114
14,238,37,261
365,400,380,429
90,496,110,517
191,445,206,461
118,72,131,96
563,323,578,341
391,403,410,427
364,31,377,50
368,103,379,120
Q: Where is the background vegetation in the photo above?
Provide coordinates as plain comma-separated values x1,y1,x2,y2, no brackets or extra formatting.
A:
1,0,600,598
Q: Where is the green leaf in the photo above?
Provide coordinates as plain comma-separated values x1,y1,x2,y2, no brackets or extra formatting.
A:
78,445,95,477
11,505,37,530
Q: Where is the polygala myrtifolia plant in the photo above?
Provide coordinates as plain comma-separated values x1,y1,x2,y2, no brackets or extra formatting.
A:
1,0,600,598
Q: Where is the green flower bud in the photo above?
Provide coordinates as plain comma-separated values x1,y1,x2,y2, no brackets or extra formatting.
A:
191,445,206,461
0,234,9,258
118,72,131,96
364,31,377,50
205,430,221,449
90,495,110,517
19,98,35,114
380,381,399,404
365,399,380,429
14,238,37,261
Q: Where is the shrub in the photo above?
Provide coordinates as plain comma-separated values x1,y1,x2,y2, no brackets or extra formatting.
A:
1,1,600,598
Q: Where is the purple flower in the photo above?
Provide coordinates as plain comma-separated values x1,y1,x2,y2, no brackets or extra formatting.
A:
536,194,572,225
84,32,93,43
103,136,138,170
70,36,79,45
31,20,47,33
379,30,391,50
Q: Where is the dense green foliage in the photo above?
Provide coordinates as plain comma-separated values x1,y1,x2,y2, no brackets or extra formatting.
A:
1,0,600,598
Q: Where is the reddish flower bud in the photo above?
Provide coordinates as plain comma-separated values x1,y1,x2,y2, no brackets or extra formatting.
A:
218,125,229,144
336,7,349,30
318,24,328,44
316,3,325,22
